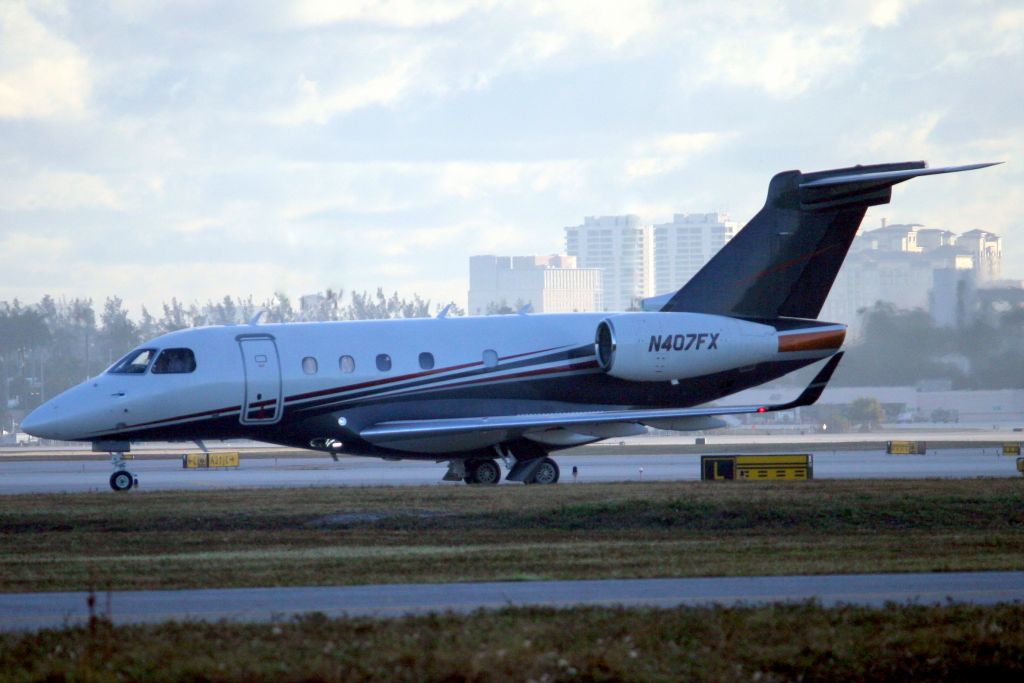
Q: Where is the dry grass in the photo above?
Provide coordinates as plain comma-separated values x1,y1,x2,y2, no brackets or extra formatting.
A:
1,480,1022,592
1,603,1022,681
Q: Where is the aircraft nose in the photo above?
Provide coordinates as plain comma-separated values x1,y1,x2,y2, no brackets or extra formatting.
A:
20,401,67,440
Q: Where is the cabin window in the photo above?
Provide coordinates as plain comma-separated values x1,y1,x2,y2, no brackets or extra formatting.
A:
108,348,156,374
339,355,355,373
152,348,197,374
302,356,318,375
482,349,498,368
419,352,435,370
376,354,392,372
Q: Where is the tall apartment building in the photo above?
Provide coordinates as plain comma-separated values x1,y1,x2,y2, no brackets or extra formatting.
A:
564,215,653,311
467,255,602,315
821,221,1003,336
653,212,737,293
958,229,1002,282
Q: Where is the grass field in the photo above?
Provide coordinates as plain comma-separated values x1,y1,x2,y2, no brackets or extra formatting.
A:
1,603,1022,681
1,479,1021,592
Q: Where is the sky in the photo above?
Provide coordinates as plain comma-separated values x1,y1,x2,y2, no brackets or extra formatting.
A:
1,0,1021,317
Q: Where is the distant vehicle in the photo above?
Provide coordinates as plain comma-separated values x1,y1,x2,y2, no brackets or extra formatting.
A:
931,408,960,424
21,161,998,490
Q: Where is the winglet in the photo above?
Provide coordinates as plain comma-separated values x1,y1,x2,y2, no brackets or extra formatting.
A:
766,351,843,412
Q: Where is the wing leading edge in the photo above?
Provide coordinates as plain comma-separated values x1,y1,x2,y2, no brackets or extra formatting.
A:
361,352,843,448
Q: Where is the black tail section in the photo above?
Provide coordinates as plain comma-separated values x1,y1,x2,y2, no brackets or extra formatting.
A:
659,161,998,319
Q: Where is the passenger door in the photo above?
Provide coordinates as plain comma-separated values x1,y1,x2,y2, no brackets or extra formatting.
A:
238,336,283,424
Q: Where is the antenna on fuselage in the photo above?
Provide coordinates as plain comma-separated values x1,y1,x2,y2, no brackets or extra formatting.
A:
517,303,533,315
248,309,268,325
436,303,454,319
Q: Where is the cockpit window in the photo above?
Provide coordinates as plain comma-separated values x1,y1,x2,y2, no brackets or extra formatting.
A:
109,349,156,374
152,348,197,374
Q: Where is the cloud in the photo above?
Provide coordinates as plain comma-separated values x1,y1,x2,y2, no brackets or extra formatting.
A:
175,217,225,235
700,25,861,97
289,0,483,28
0,0,1021,315
866,0,918,28
436,161,585,199
526,0,659,49
0,231,74,301
0,1,91,119
627,132,733,178
859,112,945,159
0,171,120,210
275,57,422,125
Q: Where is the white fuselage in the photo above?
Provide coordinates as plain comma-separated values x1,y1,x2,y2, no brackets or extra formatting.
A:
21,312,844,456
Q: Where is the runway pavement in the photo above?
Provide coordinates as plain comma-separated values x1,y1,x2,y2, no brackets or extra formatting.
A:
1,571,1021,632
0,447,1019,494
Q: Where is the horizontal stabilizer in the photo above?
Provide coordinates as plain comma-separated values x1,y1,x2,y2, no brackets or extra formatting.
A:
799,162,1001,189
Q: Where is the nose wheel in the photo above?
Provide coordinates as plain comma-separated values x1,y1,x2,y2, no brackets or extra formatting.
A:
109,470,135,491
109,452,137,492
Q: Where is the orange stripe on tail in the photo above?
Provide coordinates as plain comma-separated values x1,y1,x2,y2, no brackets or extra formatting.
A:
778,328,846,353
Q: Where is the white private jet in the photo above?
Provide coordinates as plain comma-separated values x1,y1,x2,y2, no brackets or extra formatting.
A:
22,161,998,490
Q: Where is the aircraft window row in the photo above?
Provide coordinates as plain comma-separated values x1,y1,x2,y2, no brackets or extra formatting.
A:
109,348,196,374
300,351,470,375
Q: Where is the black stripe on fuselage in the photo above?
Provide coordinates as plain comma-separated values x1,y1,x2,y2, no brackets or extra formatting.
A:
285,345,592,414
86,355,817,450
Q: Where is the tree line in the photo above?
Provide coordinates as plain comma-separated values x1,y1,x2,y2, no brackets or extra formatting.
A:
0,290,463,431
833,302,1024,390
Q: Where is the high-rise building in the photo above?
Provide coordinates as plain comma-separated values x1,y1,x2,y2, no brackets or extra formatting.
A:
653,212,737,293
821,220,1004,335
564,215,653,311
467,255,602,315
957,229,1002,282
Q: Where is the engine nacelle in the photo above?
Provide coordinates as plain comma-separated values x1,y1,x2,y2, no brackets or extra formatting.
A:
594,312,776,382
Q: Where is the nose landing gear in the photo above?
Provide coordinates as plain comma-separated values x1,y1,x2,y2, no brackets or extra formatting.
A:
108,452,137,492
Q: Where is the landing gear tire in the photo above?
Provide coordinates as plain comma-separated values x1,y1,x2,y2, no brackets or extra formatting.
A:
527,457,560,485
109,470,134,492
464,459,501,485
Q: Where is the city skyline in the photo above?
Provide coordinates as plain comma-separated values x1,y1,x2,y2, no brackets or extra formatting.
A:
1,1,1021,316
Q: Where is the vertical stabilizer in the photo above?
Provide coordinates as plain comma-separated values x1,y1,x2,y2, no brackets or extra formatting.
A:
658,161,998,319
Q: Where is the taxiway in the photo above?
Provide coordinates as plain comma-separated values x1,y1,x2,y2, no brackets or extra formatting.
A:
2,571,1021,632
0,447,1020,494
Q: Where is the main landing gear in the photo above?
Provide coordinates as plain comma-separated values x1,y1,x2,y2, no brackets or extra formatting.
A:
450,446,561,486
527,457,560,485
464,458,502,485
108,452,137,492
